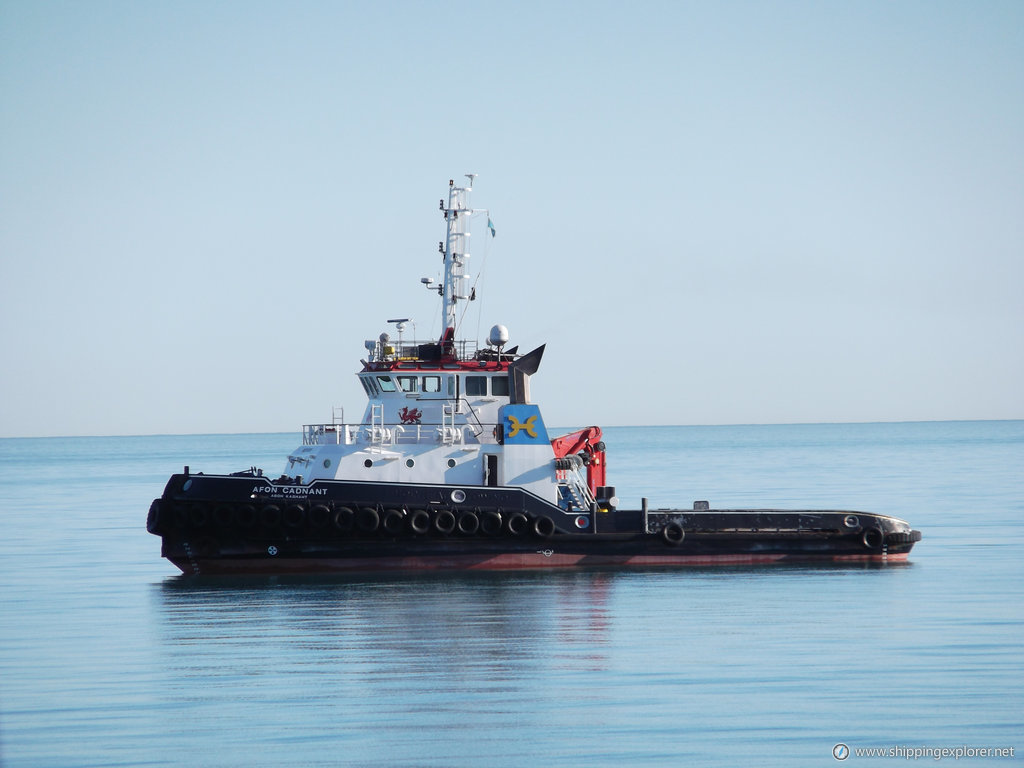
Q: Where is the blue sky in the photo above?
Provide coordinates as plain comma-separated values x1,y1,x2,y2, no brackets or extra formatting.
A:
1,0,1021,437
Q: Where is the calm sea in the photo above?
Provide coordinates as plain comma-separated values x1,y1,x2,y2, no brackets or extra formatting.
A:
1,422,1021,767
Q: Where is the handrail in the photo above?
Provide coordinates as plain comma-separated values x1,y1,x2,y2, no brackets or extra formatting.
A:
369,337,484,364
558,464,596,510
303,420,505,447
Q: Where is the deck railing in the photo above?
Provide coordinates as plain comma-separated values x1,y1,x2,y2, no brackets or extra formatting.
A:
303,421,502,447
370,338,482,364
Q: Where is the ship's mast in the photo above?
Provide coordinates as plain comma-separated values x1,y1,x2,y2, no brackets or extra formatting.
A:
439,175,477,341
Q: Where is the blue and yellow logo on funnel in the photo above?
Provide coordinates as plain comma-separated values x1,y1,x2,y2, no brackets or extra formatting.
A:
507,414,537,439
501,404,549,445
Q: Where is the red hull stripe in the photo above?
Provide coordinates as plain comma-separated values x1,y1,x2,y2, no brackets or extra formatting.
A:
172,550,909,575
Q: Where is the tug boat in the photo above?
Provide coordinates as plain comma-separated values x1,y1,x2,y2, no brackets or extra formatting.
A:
147,176,921,575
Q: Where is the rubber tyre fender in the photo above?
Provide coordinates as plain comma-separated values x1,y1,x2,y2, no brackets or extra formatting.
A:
171,504,189,530
382,508,406,535
409,509,431,535
356,507,380,533
862,527,884,549
284,503,306,528
457,511,480,535
434,509,457,535
189,505,210,529
506,512,529,536
235,504,257,528
213,504,234,528
662,523,685,546
260,504,282,529
480,510,503,536
533,515,556,538
308,504,331,529
333,506,355,532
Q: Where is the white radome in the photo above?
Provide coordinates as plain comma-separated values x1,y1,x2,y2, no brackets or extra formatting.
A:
488,324,509,347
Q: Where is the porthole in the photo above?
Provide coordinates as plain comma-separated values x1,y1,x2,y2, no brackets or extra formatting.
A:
451,489,466,504
447,458,457,468
406,459,415,468
364,459,373,468
323,459,332,469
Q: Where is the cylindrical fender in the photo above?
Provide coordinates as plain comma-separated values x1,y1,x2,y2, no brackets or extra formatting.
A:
146,500,163,534
886,530,921,545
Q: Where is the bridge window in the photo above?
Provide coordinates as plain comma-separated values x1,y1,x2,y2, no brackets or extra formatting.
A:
397,375,419,393
491,376,509,396
361,376,380,396
376,376,396,392
466,375,487,396
423,375,441,393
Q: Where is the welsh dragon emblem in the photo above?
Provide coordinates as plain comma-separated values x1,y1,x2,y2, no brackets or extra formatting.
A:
398,407,423,424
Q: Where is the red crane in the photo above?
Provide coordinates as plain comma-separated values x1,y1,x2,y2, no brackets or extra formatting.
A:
550,425,607,497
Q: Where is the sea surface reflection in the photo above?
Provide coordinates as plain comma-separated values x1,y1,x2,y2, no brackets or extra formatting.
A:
153,572,617,766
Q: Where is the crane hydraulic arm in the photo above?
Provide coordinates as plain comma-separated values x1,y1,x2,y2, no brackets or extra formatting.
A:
550,426,607,495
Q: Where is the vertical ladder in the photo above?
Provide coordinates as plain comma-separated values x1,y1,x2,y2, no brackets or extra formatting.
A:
441,402,457,445
369,403,385,448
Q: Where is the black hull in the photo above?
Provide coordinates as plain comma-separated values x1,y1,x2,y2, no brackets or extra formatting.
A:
148,472,921,575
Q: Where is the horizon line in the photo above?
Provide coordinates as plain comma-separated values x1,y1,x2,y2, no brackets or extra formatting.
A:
2,417,1022,441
